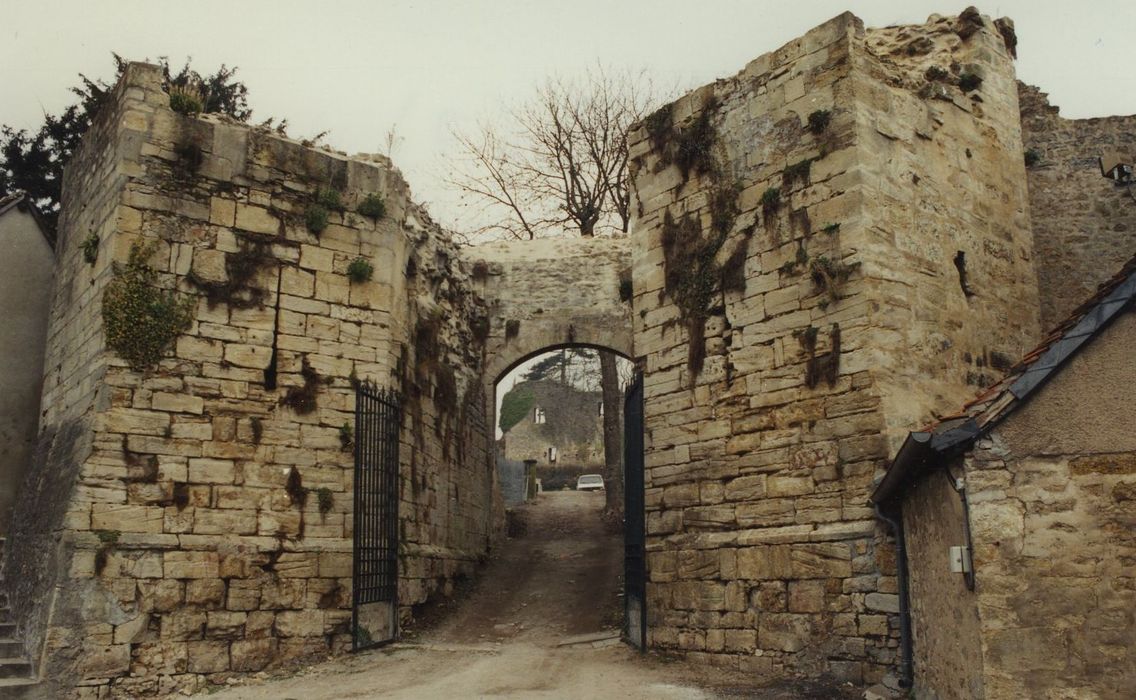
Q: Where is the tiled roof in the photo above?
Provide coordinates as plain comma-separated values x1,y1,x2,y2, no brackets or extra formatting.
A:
872,253,1136,505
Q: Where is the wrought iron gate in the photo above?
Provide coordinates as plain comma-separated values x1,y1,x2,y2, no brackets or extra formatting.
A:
623,373,647,651
352,381,401,651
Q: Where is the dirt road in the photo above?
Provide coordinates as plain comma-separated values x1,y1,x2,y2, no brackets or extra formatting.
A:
199,491,854,699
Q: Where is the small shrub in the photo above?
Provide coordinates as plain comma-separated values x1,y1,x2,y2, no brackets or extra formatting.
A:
958,72,983,92
1024,148,1041,167
102,242,196,370
95,529,121,545
762,187,781,214
806,110,831,135
168,84,204,115
305,205,329,234
81,232,99,264
822,222,841,235
347,257,374,283
357,193,386,219
925,66,949,82
339,423,353,451
315,187,344,211
809,255,861,302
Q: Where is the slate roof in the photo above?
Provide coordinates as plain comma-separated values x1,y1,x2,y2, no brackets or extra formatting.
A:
0,191,55,249
872,253,1136,505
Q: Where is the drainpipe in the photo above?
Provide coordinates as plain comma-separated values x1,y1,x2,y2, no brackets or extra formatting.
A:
873,502,914,690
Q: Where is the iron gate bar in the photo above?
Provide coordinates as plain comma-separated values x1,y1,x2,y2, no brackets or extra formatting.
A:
623,373,646,651
352,381,401,651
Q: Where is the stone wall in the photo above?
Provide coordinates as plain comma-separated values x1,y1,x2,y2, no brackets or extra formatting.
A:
900,459,983,698
501,379,604,468
2,62,494,698
0,200,54,533
1019,83,1136,331
626,10,1037,685
962,308,1136,698
464,235,633,385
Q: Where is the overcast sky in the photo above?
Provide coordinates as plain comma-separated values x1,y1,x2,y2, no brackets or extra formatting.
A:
3,1,1134,230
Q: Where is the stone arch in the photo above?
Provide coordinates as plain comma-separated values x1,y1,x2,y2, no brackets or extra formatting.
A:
460,235,635,391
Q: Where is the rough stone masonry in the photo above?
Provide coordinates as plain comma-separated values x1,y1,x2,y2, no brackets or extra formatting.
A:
627,10,1038,685
2,6,1132,699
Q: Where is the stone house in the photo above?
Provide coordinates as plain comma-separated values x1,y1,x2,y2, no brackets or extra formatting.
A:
871,255,1136,698
0,192,54,534
499,379,604,470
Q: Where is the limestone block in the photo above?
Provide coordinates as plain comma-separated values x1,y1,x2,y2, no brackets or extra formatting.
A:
725,474,767,501
186,579,226,606
99,408,171,436
230,638,277,672
205,611,247,640
227,580,261,611
275,610,324,637
736,546,793,580
300,245,335,272
224,343,272,369
261,579,306,609
164,551,220,579
186,640,230,673
281,266,315,297
92,503,164,533
192,249,229,285
78,643,132,678
788,580,827,613
318,552,352,578
235,204,279,235
209,197,236,227
139,580,185,613
767,475,814,497
188,458,235,484
113,613,151,644
151,392,204,414
724,628,758,653
864,592,899,613
759,613,814,652
275,552,318,578
160,610,207,641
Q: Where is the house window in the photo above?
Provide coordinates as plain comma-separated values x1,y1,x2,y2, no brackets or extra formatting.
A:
547,446,557,462
534,407,546,424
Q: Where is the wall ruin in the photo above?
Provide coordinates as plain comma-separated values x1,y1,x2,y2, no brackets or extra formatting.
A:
2,62,494,698
1019,82,1136,331
627,10,1038,685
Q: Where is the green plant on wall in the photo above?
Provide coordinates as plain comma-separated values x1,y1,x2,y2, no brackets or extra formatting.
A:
81,232,99,264
357,194,386,220
347,257,374,283
305,205,329,234
102,242,196,370
499,384,534,433
168,84,204,115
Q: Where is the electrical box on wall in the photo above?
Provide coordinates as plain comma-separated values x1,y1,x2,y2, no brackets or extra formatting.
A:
949,545,972,574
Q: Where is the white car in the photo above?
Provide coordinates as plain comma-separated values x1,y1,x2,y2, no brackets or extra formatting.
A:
576,474,605,491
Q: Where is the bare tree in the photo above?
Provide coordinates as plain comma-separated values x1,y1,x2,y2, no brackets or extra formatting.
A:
448,67,656,241
451,67,660,516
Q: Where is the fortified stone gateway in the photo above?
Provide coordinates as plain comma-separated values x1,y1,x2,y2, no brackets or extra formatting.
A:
2,8,1134,699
